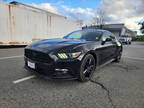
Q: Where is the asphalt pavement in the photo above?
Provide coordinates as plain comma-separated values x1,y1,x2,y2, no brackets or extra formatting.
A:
0,42,144,108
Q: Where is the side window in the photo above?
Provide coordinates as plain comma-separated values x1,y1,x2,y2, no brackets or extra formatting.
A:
110,33,116,40
102,31,116,42
103,32,111,39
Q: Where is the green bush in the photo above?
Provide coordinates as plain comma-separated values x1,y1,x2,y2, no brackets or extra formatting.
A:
137,36,144,41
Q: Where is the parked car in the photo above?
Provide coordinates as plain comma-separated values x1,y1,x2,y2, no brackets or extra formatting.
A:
24,29,123,82
118,35,132,44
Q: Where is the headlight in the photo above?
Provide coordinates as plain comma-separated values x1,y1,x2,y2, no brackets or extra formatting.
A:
70,52,81,58
57,52,81,59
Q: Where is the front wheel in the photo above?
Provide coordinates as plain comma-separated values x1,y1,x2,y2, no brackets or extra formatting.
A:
78,54,96,82
129,42,131,44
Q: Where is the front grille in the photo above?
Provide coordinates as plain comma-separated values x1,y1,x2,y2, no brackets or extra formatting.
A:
120,39,125,41
25,49,53,63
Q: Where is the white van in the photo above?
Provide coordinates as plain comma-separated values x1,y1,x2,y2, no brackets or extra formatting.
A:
118,35,132,44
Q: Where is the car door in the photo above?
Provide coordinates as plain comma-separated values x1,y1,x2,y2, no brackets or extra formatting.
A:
100,31,115,63
109,32,117,58
95,31,111,65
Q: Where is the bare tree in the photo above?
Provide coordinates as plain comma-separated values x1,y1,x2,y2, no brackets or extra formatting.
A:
92,8,106,27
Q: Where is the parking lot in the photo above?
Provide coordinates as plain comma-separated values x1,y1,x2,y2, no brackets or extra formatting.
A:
0,42,144,108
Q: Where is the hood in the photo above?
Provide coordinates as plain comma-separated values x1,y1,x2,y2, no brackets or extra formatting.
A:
28,38,86,53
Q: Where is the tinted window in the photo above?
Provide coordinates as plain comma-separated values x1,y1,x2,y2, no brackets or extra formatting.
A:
103,31,111,39
110,32,116,40
121,35,128,37
104,31,116,39
64,30,102,41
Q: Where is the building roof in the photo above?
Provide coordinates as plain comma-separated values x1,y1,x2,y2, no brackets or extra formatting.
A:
83,24,125,31
10,1,66,18
102,23,124,26
83,23,136,36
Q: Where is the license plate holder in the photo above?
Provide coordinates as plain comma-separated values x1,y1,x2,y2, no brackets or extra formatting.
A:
27,61,35,69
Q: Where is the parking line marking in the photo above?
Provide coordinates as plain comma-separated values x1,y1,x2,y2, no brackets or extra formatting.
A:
123,56,144,61
0,55,24,60
13,75,36,84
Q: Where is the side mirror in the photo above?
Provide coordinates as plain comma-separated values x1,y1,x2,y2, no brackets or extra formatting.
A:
106,38,112,41
101,37,112,45
101,37,106,45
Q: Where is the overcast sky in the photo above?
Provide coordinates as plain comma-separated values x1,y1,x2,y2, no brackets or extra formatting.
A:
7,0,144,31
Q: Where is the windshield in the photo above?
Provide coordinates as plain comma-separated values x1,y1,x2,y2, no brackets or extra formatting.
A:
64,30,102,41
121,35,128,37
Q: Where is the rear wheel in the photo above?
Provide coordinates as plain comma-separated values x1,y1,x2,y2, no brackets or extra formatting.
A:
114,50,122,63
78,54,96,82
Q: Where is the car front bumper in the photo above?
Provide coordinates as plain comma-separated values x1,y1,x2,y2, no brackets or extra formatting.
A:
24,57,81,80
119,39,130,43
119,39,127,43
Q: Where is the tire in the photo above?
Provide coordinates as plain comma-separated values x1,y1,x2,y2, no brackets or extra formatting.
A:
129,42,131,44
114,50,122,63
78,54,96,82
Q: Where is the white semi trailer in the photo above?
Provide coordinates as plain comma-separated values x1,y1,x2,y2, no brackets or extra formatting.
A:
0,1,82,45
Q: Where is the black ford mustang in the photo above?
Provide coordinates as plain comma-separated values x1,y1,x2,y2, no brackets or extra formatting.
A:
24,29,122,82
